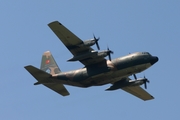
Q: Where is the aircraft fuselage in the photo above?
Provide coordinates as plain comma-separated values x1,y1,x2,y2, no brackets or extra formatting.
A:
52,52,158,87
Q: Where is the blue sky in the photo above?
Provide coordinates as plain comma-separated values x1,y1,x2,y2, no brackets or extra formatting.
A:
1,1,180,120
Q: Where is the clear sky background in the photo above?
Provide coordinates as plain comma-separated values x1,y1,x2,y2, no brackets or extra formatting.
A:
1,1,180,120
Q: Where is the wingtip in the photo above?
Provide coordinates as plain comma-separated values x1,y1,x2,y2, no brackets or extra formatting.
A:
63,93,70,96
144,96,154,101
48,21,62,26
24,65,39,72
24,65,33,69
151,96,155,99
34,82,41,85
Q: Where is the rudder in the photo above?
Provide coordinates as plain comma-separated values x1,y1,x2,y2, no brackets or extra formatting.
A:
41,51,61,75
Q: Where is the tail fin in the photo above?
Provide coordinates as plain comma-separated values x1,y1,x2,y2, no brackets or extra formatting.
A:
41,51,61,75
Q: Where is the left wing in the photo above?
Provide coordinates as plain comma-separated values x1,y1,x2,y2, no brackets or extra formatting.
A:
48,21,106,66
121,86,154,101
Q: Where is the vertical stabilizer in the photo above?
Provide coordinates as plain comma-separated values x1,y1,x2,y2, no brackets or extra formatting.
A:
41,51,61,75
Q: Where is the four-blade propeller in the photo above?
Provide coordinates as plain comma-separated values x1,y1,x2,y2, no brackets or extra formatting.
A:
143,76,150,89
93,34,100,50
107,47,114,61
92,34,114,61
133,74,150,89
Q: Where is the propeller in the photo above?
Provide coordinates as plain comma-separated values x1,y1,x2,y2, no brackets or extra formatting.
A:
107,47,114,61
143,76,150,89
133,74,150,89
93,34,100,50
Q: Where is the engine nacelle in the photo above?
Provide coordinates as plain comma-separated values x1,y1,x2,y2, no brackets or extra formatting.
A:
82,39,96,47
129,78,145,86
97,51,109,57
106,78,147,90
79,37,100,50
67,51,97,61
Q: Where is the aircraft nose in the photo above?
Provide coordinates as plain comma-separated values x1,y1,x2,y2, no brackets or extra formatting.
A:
150,56,159,65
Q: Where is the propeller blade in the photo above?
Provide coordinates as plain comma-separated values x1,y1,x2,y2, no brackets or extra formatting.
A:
95,40,100,50
106,46,114,61
144,82,147,89
133,74,137,80
110,50,114,54
107,47,114,61
93,34,100,50
144,75,146,79
108,54,112,61
147,80,150,83
107,47,114,54
143,78,150,89
144,75,150,83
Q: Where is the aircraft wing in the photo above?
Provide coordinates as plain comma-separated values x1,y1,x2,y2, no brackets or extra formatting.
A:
48,21,105,66
121,86,154,101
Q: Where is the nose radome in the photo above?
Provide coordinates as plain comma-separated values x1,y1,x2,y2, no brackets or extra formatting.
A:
150,56,159,65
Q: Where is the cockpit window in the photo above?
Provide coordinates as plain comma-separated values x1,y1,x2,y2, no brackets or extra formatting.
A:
142,52,151,56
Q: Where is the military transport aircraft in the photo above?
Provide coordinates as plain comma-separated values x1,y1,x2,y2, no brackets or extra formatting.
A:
24,21,159,101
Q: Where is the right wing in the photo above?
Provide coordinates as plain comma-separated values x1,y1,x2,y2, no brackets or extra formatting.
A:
48,21,106,66
121,86,154,101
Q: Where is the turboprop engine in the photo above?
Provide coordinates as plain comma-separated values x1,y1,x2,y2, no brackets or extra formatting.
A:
106,76,150,91
79,35,100,50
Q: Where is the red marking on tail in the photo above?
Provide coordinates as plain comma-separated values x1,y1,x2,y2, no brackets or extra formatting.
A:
46,60,50,64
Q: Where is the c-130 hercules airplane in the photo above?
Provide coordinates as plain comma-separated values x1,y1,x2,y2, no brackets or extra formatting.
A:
25,21,159,101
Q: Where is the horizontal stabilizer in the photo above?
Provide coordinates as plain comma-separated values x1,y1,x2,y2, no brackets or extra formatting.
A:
25,65,51,82
24,65,70,96
43,83,70,96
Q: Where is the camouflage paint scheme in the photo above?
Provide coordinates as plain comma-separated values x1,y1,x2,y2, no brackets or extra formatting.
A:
24,21,158,101
46,52,156,87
